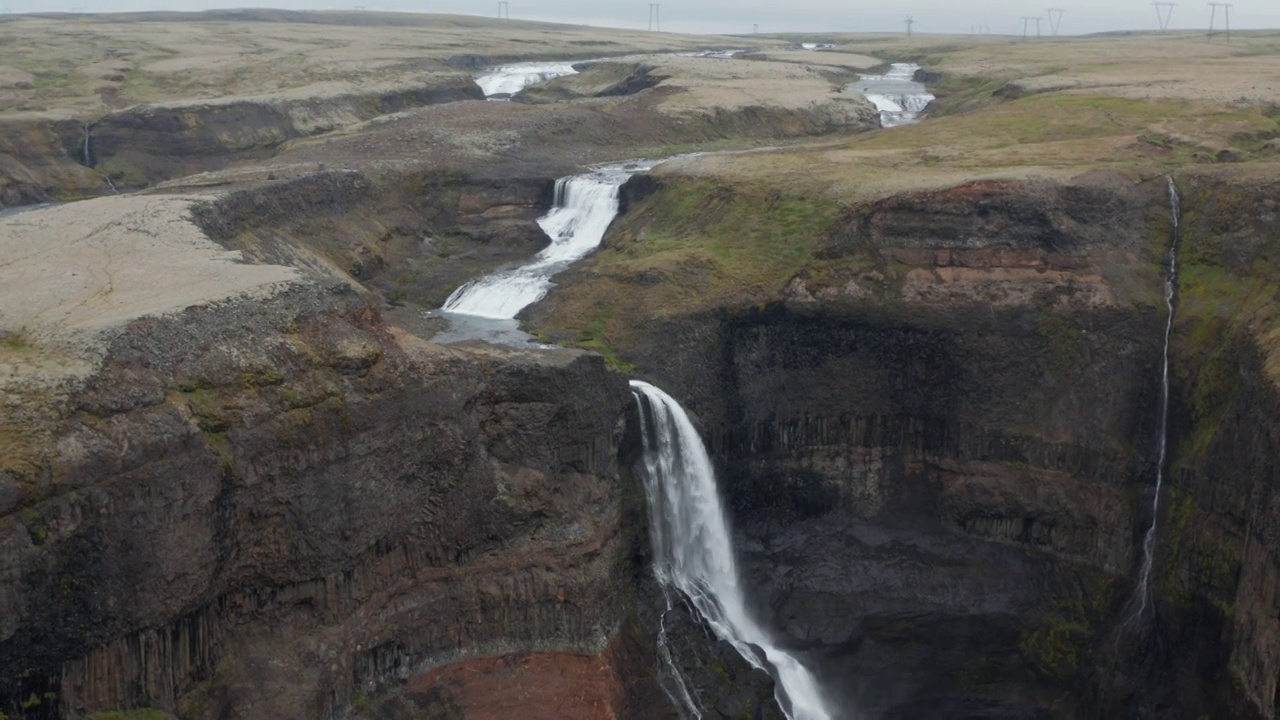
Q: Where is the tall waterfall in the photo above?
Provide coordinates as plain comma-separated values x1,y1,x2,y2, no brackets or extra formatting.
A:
1133,176,1182,621
442,161,652,320
631,380,833,720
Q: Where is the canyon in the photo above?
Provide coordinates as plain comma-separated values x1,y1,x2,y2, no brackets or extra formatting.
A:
2,10,1280,720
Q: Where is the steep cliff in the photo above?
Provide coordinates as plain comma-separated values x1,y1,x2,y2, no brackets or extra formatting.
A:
0,195,634,719
529,167,1274,717
1148,170,1280,720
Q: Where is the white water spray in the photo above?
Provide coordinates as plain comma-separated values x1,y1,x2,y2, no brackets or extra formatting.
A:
849,63,935,128
475,62,579,97
442,161,652,320
631,380,833,720
655,586,705,719
1133,176,1181,622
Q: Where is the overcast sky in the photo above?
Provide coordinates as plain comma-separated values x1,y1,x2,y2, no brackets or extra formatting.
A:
7,0,1280,36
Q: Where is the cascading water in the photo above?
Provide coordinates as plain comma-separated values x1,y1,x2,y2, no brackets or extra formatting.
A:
631,380,833,720
655,587,704,719
442,160,653,321
475,62,579,98
849,63,936,128
1132,176,1182,622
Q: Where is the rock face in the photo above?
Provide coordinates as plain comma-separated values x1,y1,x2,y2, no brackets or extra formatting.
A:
0,191,634,718
1150,174,1280,720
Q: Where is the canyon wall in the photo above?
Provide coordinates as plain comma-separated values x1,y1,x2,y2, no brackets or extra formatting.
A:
0,75,483,209
532,168,1279,718
90,77,484,188
190,166,557,309
0,257,635,718
5,147,1277,720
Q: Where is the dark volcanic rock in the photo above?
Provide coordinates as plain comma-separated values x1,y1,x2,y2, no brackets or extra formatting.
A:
0,279,632,719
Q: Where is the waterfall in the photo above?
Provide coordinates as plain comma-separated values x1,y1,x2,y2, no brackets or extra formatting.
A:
631,380,833,720
1132,176,1182,622
475,62,579,98
442,160,653,320
81,122,119,194
849,63,936,128
82,122,93,167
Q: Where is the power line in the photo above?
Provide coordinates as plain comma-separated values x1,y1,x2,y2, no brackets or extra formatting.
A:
1022,15,1042,39
647,3,660,32
497,1,509,19
1046,8,1066,35
1207,2,1232,42
1153,2,1176,32
904,15,915,38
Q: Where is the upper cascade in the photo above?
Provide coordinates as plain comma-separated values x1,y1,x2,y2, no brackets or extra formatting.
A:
475,62,579,97
849,63,936,127
441,160,654,321
631,380,835,720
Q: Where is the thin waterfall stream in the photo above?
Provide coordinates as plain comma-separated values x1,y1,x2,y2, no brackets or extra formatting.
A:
80,122,119,194
1133,176,1182,622
631,381,833,720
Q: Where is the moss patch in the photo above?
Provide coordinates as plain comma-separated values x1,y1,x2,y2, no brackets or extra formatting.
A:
1017,569,1119,684
0,331,30,352
537,176,840,360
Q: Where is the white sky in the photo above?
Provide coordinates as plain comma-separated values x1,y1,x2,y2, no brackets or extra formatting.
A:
6,0,1280,36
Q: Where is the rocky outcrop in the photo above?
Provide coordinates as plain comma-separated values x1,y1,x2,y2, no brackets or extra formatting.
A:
516,63,669,104
189,166,556,309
